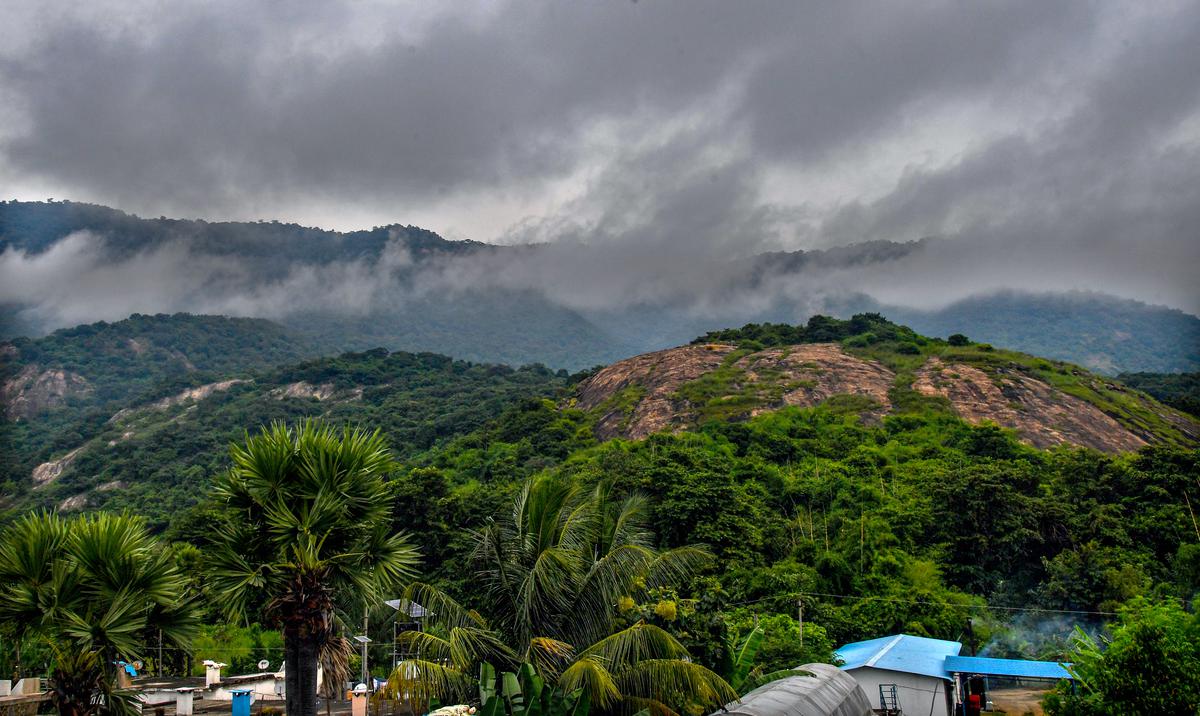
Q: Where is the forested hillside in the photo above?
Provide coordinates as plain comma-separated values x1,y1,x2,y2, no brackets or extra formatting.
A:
885,291,1200,374
2,311,1199,686
168,356,1200,667
1118,372,1200,417
1,348,570,519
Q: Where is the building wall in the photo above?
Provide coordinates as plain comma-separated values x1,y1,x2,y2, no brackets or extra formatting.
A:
844,667,952,716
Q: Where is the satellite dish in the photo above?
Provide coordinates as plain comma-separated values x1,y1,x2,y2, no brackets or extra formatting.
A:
258,660,270,671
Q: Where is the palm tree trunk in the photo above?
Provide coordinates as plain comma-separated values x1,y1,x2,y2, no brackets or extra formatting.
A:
285,633,320,716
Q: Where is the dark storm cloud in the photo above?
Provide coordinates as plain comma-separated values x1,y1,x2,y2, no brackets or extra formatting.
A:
1,0,1198,317
0,1,1088,210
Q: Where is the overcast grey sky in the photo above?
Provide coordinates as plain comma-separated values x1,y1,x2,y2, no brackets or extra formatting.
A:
2,0,1198,312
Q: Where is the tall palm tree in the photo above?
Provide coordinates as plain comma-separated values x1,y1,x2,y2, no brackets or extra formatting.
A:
388,476,735,716
208,421,421,716
0,511,199,716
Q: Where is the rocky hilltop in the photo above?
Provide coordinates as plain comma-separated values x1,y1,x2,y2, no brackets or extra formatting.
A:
577,338,1198,454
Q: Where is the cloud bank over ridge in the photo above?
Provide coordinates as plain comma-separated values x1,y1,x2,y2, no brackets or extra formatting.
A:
1,1,1198,319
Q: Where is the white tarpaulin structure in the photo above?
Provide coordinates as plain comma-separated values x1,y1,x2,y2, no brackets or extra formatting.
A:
714,664,872,716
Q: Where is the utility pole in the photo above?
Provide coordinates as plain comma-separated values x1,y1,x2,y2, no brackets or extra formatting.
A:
362,605,370,687
797,599,804,649
158,629,163,677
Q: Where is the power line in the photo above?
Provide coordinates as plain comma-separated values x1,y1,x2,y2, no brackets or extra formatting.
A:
729,590,1117,616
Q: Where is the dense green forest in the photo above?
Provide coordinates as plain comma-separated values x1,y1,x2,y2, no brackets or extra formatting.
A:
163,380,1200,675
142,317,1198,678
885,291,1200,375
0,314,316,500
2,348,573,520
1117,371,1200,417
3,311,1199,709
3,312,312,406
9,314,1196,524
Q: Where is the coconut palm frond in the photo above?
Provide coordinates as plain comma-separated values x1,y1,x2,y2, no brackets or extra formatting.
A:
320,636,354,699
614,659,736,714
383,659,473,707
618,695,677,716
558,491,600,554
558,654,621,709
602,493,653,554
529,636,576,681
405,582,488,631
518,476,583,557
447,626,521,672
579,622,690,669
642,547,711,592
517,546,579,642
396,630,454,662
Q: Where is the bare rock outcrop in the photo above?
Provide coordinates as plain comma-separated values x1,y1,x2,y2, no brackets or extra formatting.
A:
32,447,84,486
578,344,737,439
742,344,894,417
272,381,339,401
578,343,894,440
577,342,1188,454
2,365,93,419
913,358,1147,453
59,494,88,511
108,379,247,423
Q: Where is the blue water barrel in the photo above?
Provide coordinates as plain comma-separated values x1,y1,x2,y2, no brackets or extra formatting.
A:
230,689,253,716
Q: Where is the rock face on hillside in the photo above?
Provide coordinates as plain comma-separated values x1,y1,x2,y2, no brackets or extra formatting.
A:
578,343,895,440
2,365,93,419
912,359,1147,453
576,342,1197,453
578,344,736,439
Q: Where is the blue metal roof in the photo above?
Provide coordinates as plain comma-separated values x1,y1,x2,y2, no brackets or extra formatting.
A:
944,655,1072,680
835,634,962,680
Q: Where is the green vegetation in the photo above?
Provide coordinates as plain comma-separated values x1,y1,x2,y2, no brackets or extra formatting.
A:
0,512,199,716
2,307,1199,711
188,624,284,676
671,348,762,423
887,290,1200,374
427,396,1195,648
0,313,316,506
1043,599,1200,715
389,476,734,715
692,313,920,348
2,348,571,523
1118,371,1200,417
3,313,311,408
207,422,421,716
697,314,1197,447
473,663,593,716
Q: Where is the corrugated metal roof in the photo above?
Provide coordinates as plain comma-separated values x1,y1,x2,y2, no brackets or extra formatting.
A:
944,655,1072,680
836,634,962,680
717,664,873,716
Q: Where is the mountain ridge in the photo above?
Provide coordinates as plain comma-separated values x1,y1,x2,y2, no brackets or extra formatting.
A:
3,313,1196,526
3,199,1197,373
